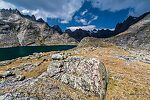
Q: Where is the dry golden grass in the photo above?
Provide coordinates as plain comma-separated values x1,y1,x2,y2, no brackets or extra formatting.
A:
67,42,150,99
71,46,150,100
1,44,149,100
51,78,100,100
0,52,53,78
22,60,50,78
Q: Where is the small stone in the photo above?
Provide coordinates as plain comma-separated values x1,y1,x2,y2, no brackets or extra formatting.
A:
15,75,25,81
0,71,15,78
51,54,64,60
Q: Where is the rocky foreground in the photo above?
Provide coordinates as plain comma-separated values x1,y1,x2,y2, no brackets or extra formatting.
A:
0,50,108,100
0,43,150,100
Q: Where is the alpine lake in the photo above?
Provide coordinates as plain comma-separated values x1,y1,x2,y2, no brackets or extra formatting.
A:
0,45,76,61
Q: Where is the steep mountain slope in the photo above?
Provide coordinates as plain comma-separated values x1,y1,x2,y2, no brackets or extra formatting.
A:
0,9,77,48
108,12,150,51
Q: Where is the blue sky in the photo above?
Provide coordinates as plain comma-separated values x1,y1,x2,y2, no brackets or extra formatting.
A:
48,1,130,30
1,0,150,31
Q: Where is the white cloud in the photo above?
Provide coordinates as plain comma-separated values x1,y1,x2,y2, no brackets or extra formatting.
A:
79,19,88,25
67,25,96,31
88,0,150,16
60,20,68,24
75,14,98,25
1,0,150,23
21,9,30,14
97,28,115,31
75,16,88,25
1,0,84,21
0,0,16,9
88,15,98,24
81,9,88,16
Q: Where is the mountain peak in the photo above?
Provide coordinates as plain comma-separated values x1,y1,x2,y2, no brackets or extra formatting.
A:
115,11,150,34
0,9,46,24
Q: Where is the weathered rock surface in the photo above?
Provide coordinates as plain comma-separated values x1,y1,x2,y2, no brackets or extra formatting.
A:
0,52,108,100
15,75,25,81
48,54,108,100
0,93,39,100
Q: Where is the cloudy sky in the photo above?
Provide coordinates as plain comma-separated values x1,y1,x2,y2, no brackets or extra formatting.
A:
0,0,150,31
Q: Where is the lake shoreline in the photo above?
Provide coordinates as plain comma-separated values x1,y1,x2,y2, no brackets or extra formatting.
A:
0,45,77,61
0,44,78,49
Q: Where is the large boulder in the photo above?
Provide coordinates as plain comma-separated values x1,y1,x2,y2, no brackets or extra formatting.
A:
48,54,108,100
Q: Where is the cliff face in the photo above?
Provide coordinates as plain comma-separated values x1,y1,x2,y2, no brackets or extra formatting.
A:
0,9,77,48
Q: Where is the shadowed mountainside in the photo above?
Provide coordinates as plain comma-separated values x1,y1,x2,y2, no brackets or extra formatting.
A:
107,12,150,51
0,9,77,48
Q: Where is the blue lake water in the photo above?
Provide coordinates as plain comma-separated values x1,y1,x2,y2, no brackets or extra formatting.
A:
0,45,76,61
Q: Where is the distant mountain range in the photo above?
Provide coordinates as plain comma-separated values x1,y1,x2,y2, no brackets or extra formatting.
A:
79,12,150,51
0,8,150,48
107,11,150,51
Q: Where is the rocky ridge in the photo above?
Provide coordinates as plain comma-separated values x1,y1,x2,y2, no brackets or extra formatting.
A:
1,9,150,48
0,9,77,48
107,12,150,51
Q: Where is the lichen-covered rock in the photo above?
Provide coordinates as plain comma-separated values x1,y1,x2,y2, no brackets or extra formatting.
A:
47,55,108,100
0,52,108,100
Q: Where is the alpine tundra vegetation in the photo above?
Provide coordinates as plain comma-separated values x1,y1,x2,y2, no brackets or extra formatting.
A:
0,0,150,100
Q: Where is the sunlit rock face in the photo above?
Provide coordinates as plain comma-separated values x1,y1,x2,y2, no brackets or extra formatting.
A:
48,53,108,100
